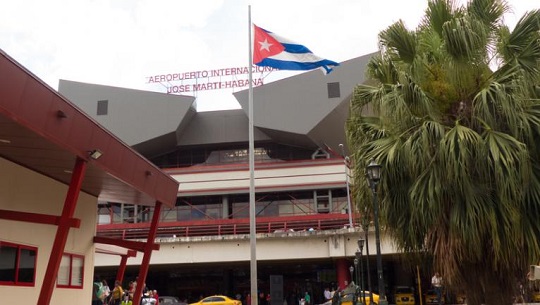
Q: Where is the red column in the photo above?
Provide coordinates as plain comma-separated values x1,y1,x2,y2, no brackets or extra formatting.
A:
116,255,129,283
132,202,162,305
37,157,87,305
116,250,136,283
336,258,351,290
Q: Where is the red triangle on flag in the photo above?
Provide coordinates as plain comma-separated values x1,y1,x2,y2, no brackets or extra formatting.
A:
253,24,285,64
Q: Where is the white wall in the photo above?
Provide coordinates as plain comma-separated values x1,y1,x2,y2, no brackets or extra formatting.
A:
169,161,347,196
0,157,98,305
95,229,397,266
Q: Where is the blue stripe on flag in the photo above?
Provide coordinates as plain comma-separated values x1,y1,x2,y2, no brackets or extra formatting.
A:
281,43,312,54
257,58,338,74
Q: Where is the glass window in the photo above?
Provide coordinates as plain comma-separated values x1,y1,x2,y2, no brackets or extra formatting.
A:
57,253,84,288
97,100,108,115
71,256,83,286
0,241,37,286
57,255,70,285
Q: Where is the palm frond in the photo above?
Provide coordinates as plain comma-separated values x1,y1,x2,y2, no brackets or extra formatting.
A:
442,16,489,62
366,54,400,84
421,0,458,37
467,0,509,30
379,20,418,64
502,9,540,58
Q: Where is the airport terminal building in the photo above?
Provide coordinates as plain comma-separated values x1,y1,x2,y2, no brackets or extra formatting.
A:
58,53,421,304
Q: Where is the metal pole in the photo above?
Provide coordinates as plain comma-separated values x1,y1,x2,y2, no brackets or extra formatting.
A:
247,6,258,305
417,265,424,305
339,144,353,228
371,182,387,305
363,218,373,305
354,256,360,305
359,251,365,305
360,252,366,305
354,258,359,289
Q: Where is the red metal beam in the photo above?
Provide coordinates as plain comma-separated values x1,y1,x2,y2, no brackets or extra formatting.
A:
0,209,80,228
98,213,353,230
116,250,137,283
132,201,162,305
93,236,160,252
37,157,86,305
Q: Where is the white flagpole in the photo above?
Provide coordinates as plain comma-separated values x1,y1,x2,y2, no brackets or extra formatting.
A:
248,5,258,305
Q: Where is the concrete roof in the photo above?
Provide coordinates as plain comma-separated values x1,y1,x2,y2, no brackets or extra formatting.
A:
58,53,375,157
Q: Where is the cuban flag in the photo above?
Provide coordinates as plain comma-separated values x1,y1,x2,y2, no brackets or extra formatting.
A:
253,24,339,74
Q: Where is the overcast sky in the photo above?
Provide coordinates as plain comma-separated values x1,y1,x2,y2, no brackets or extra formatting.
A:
1,0,538,111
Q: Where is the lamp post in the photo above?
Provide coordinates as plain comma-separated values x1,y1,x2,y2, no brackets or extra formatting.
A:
366,159,387,305
349,265,356,305
362,207,373,305
354,257,359,288
357,239,365,305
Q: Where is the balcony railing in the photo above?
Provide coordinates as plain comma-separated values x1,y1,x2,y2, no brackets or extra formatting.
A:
96,213,356,240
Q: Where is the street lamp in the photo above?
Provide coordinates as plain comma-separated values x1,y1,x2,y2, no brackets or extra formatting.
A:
366,159,387,305
349,265,356,305
357,239,365,305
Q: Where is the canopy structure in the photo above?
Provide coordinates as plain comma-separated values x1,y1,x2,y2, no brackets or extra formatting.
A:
0,49,179,305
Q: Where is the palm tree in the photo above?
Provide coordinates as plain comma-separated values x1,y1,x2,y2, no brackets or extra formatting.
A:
346,1,540,304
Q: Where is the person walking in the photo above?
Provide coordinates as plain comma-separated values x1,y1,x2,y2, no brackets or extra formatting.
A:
111,280,124,305
92,276,105,305
304,292,311,305
431,272,443,305
324,288,331,302
102,280,111,305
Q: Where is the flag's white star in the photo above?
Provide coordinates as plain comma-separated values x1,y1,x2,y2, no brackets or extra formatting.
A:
258,39,273,52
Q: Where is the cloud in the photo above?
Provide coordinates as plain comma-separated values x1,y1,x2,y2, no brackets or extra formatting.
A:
1,0,539,111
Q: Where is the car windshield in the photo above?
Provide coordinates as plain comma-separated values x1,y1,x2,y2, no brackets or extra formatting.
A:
161,297,180,303
395,287,412,294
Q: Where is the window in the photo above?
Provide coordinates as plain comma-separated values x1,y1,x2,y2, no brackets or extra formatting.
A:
0,241,37,286
327,82,341,98
57,253,84,288
97,100,108,115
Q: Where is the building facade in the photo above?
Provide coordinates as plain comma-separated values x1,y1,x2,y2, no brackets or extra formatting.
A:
59,53,420,304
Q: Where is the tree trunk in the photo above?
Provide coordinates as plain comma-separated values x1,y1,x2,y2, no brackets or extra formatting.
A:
483,271,514,305
456,262,517,305
463,278,483,305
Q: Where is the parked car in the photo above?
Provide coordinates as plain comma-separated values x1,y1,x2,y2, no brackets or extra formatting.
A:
393,286,415,305
189,295,242,305
160,296,187,305
424,289,444,305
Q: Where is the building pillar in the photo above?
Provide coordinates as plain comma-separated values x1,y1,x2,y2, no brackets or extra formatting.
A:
37,157,86,305
132,201,162,305
222,195,229,219
335,258,350,290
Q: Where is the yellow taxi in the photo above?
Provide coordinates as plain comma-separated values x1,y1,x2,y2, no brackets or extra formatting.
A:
340,291,379,305
393,286,415,305
532,291,540,302
189,295,241,305
358,291,380,305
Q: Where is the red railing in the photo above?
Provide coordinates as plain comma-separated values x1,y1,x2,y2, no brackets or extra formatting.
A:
96,213,356,240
